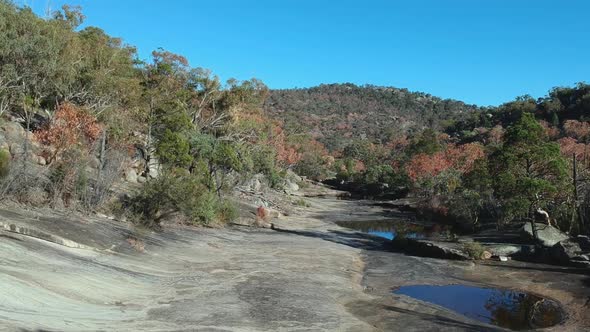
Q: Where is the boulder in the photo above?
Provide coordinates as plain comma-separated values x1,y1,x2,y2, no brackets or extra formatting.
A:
1,122,25,140
148,163,159,178
36,156,46,166
286,169,302,182
148,157,160,179
551,236,590,264
244,174,265,192
486,244,523,257
401,239,471,260
9,143,23,157
520,223,569,247
125,169,138,183
283,179,300,195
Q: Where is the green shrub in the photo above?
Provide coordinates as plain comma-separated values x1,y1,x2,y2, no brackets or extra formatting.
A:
186,190,217,225
155,129,193,168
0,149,10,178
462,242,485,260
129,170,236,228
217,199,238,223
267,169,285,189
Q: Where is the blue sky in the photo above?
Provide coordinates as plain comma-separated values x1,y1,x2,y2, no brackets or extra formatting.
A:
24,0,589,106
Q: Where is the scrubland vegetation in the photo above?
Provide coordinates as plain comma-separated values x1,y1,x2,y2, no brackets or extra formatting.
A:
268,84,590,235
1,0,589,237
0,1,321,226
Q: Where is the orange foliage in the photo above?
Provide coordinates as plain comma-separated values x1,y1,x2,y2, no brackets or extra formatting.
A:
353,160,366,173
386,135,410,153
405,152,452,181
563,120,590,140
269,121,302,166
558,137,588,159
256,206,268,220
35,103,102,162
268,119,330,167
405,143,484,181
539,120,560,139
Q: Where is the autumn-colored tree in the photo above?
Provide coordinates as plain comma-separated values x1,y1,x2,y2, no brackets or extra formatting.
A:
538,120,560,139
406,152,452,181
35,103,102,163
557,137,588,159
405,143,484,182
563,120,590,141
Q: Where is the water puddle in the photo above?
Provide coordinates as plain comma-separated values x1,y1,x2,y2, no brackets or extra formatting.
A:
336,220,447,240
393,285,564,330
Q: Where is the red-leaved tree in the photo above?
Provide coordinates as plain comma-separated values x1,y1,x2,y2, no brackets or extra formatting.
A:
405,143,484,182
35,103,102,163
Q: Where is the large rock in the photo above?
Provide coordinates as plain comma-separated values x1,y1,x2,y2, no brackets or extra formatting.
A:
486,244,524,257
243,174,265,192
520,223,569,247
283,179,300,195
148,161,160,178
286,169,302,182
1,122,25,140
400,239,471,260
551,236,590,264
125,169,138,183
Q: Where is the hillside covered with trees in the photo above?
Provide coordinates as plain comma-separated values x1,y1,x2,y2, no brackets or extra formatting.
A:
275,82,590,237
1,0,589,239
265,84,485,151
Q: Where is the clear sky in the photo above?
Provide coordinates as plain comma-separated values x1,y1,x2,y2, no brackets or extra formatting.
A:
24,0,590,106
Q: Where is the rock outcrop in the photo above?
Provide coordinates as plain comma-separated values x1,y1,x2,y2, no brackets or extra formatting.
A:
550,236,590,267
398,239,471,260
520,222,569,247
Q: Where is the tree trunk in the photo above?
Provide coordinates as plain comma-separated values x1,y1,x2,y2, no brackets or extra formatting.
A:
572,154,585,234
95,129,107,197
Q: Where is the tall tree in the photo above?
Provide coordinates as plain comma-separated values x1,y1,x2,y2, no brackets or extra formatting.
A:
490,113,570,232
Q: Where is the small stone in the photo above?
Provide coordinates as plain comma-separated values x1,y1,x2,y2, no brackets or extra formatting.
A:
499,256,509,262
36,156,46,166
137,176,147,183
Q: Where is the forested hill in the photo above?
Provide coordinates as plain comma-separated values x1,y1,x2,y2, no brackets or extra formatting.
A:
264,83,484,151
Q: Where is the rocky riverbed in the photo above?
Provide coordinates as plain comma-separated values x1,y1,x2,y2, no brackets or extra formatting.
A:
0,195,588,331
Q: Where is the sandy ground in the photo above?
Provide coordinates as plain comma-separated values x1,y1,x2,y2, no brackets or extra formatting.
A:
0,196,588,331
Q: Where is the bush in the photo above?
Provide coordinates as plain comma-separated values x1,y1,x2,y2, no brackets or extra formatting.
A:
129,170,236,228
294,153,327,180
216,199,238,223
185,190,217,224
462,242,486,260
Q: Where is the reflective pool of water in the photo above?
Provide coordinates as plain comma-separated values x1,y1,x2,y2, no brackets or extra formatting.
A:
393,284,564,330
336,220,446,240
